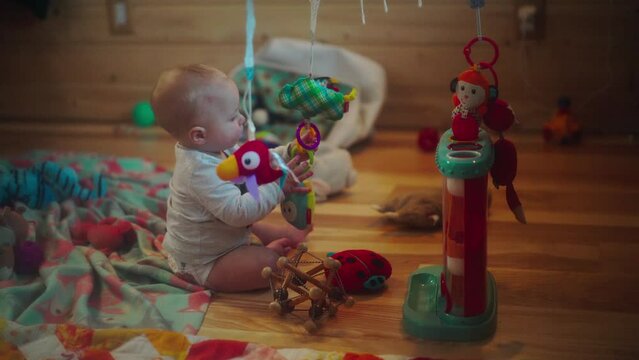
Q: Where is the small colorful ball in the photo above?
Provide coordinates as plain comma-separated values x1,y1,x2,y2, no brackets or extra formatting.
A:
417,127,440,152
132,101,156,128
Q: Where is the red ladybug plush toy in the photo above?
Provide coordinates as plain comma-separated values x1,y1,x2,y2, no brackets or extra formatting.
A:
328,250,392,293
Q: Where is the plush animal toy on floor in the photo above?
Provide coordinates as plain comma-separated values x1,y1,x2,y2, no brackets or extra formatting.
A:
0,161,107,209
374,190,442,230
374,190,492,230
39,161,107,202
0,167,55,209
327,249,392,293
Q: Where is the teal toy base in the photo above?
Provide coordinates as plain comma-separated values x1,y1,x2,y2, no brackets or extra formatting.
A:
402,265,497,341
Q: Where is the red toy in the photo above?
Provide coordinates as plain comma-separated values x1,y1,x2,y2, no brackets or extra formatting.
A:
417,127,439,152
216,140,284,201
483,98,525,224
448,36,525,224
490,137,525,223
450,68,494,141
328,249,392,293
484,98,515,132
71,217,136,255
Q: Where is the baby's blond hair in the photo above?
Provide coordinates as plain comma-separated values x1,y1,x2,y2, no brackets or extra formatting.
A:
151,64,227,138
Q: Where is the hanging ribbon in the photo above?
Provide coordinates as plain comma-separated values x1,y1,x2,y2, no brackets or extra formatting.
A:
243,0,256,140
309,0,321,76
468,0,485,38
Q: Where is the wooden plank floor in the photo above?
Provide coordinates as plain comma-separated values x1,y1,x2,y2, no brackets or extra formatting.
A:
1,126,638,359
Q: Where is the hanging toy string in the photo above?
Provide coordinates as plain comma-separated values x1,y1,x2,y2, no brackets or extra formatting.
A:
360,0,366,24
272,151,302,189
383,0,388,13
469,0,484,38
475,7,482,38
243,0,256,140
418,0,423,8
309,0,321,77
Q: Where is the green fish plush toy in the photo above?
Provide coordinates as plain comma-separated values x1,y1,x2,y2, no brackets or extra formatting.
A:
279,77,357,121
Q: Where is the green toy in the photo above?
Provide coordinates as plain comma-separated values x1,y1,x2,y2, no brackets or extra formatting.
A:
132,101,156,127
279,77,357,121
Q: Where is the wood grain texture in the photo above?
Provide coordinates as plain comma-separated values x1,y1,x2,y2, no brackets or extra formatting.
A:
0,125,638,359
0,0,637,131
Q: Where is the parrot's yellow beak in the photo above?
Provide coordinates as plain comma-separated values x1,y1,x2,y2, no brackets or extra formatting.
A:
216,155,239,180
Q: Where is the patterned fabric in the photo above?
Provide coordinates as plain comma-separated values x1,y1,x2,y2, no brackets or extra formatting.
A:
0,319,447,360
0,151,210,334
279,77,347,121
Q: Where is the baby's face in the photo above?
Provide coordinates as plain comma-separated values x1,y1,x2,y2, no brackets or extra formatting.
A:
199,80,246,152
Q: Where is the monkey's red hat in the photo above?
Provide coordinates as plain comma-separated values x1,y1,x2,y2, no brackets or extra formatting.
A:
458,68,490,91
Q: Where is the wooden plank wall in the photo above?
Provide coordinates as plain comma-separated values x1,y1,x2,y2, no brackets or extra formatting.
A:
0,0,637,132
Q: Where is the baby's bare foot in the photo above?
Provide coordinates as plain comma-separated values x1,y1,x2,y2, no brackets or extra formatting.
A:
287,224,313,245
266,238,294,256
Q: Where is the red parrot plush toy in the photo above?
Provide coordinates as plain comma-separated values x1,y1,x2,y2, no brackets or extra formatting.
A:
216,140,284,201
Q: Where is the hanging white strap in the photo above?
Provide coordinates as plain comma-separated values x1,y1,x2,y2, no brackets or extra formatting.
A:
383,0,389,13
360,0,366,24
309,0,321,76
244,0,256,140
468,0,484,38
475,6,483,38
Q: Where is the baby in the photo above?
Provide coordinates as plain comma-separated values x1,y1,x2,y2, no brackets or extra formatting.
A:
151,64,312,292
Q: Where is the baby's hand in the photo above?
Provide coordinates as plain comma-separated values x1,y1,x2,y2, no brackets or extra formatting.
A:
282,155,313,195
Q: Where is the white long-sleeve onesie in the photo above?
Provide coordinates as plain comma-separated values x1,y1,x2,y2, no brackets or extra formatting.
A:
163,142,287,266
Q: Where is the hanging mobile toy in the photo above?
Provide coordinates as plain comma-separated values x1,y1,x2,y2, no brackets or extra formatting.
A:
278,0,357,163
449,36,525,224
279,76,357,122
449,37,499,142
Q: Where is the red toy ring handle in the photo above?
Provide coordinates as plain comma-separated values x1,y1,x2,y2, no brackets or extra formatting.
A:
463,36,500,68
296,122,321,151
479,61,499,88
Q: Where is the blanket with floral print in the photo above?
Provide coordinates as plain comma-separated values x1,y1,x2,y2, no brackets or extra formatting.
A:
0,151,210,334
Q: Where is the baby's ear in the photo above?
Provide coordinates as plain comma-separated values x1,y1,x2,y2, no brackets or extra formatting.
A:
189,126,207,145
